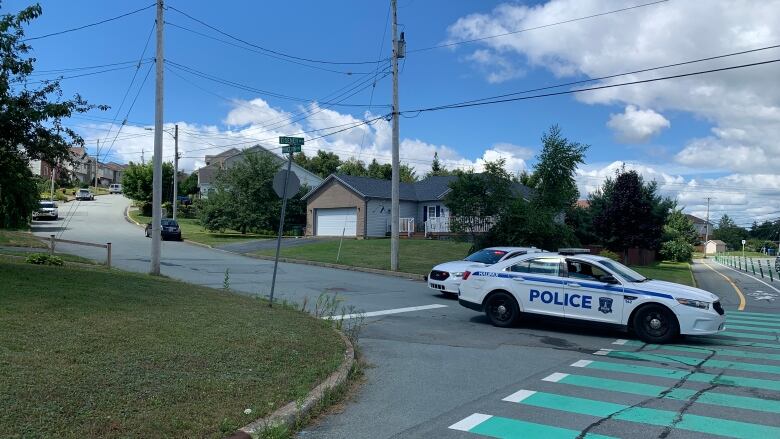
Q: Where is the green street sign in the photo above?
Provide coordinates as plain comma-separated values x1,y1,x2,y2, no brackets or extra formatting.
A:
282,145,302,154
279,136,304,145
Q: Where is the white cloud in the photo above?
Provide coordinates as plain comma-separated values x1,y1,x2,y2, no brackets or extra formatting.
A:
607,105,670,143
466,49,524,83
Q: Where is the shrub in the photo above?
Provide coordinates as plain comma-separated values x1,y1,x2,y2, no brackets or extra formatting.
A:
660,238,693,262
140,202,153,216
598,249,621,261
54,191,67,202
25,253,64,266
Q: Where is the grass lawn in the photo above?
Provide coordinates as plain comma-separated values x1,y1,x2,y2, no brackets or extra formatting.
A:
0,229,46,248
0,258,344,438
0,248,99,265
254,238,473,275
630,261,694,287
129,211,270,247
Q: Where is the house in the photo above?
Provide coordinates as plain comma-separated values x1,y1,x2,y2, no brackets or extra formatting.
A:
196,145,323,198
685,214,713,241
28,159,57,180
303,174,533,238
704,240,726,254
64,147,92,184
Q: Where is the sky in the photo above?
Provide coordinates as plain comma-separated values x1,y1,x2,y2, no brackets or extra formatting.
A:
5,0,780,229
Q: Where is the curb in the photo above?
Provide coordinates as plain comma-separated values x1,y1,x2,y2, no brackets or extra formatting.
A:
245,253,425,281
124,206,143,228
238,331,355,437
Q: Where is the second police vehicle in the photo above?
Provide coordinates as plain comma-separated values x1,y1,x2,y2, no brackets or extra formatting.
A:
457,250,725,343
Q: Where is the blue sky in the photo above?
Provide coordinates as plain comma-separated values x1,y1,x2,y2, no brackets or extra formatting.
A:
6,1,780,225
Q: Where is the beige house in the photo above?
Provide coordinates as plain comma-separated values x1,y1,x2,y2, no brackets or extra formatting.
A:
704,240,726,254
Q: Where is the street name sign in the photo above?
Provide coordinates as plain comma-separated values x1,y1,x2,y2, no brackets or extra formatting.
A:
279,136,304,145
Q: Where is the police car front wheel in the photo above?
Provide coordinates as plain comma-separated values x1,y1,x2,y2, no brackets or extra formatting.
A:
485,291,519,327
633,304,679,344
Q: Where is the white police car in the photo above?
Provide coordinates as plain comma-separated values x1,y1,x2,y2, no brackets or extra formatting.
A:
428,247,541,297
457,252,725,343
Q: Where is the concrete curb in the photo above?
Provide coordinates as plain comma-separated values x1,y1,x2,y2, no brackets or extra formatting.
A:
124,206,143,228
245,253,425,281
238,331,355,437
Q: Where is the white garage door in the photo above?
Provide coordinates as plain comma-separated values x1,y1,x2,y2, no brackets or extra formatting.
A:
316,208,357,236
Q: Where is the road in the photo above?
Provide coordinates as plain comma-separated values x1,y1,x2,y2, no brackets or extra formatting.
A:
32,196,780,438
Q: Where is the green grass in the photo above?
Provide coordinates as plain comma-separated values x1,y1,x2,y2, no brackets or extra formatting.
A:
129,211,269,247
254,238,472,275
631,261,694,287
0,230,46,248
0,258,344,438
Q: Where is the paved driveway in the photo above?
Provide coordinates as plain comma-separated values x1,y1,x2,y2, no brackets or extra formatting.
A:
31,198,780,438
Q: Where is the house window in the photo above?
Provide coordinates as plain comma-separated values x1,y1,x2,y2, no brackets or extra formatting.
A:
428,206,436,218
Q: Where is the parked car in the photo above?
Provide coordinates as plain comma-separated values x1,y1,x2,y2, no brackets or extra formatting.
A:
109,183,122,194
177,195,192,206
145,218,182,241
75,189,94,201
32,201,58,220
457,251,725,343
427,247,541,297
775,256,780,273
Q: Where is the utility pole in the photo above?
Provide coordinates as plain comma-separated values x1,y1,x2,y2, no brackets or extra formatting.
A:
141,148,145,165
704,196,711,258
93,139,100,194
173,123,179,220
390,0,403,271
150,0,164,275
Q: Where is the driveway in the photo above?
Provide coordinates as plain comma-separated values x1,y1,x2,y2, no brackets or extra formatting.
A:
31,198,780,438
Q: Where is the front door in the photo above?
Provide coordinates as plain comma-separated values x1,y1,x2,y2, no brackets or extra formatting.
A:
563,259,623,324
506,257,565,317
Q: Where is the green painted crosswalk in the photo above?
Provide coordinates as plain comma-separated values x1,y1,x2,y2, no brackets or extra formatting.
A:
504,390,780,439
543,372,780,413
449,413,616,439
736,311,780,318
623,341,780,361
726,324,780,333
575,359,780,391
727,318,780,328
599,350,780,374
684,337,780,350
719,330,780,340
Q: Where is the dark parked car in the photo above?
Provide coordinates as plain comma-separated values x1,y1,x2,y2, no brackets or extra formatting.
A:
775,256,780,273
145,218,182,241
177,196,192,206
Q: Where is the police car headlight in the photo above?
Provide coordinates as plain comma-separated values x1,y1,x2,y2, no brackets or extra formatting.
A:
676,298,710,309
451,272,464,278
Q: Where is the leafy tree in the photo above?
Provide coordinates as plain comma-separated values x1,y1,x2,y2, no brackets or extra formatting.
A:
0,4,104,228
590,169,673,258
749,220,779,241
663,209,699,245
179,172,199,196
531,125,588,213
491,198,577,251
294,150,342,178
121,161,174,204
339,157,368,176
566,204,597,245
367,159,391,179
444,158,513,245
340,157,417,182
712,214,749,250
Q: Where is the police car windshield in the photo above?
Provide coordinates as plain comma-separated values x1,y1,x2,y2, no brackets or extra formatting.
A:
464,249,508,265
599,260,647,283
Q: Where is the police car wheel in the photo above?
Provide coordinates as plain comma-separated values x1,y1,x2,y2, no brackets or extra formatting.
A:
485,291,519,327
633,304,678,344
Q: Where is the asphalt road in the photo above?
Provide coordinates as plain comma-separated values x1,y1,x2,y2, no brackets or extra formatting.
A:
31,197,780,438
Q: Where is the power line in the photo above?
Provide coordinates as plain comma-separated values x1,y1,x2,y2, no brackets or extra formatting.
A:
166,6,384,66
22,3,155,42
406,0,669,54
401,58,780,114
21,62,153,85
358,2,392,161
28,58,153,76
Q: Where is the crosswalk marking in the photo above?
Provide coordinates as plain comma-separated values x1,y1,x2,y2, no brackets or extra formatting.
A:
501,389,536,403
541,371,780,413
736,311,780,318
725,314,780,324
623,340,780,361
541,372,569,383
726,323,780,333
504,390,780,438
685,336,780,350
449,413,617,439
600,349,780,375
719,330,780,340
449,413,493,431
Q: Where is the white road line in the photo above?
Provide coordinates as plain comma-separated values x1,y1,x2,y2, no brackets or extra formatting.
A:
594,349,613,356
612,339,629,345
714,260,780,294
571,360,593,368
542,372,569,383
502,389,537,403
449,413,492,431
323,304,448,320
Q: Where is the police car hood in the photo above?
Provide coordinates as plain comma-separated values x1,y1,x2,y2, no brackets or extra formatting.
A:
432,261,488,273
630,280,719,302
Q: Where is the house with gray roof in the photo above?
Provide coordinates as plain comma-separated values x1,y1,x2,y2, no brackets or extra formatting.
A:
303,174,533,238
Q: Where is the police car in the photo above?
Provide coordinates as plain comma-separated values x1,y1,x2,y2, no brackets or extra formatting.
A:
428,247,541,297
457,251,725,343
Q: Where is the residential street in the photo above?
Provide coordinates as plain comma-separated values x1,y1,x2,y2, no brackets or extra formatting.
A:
29,196,780,439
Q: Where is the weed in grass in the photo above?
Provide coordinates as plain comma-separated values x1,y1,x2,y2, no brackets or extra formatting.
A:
25,253,63,266
223,267,231,290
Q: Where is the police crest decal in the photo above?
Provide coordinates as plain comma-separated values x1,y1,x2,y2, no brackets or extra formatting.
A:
598,297,613,314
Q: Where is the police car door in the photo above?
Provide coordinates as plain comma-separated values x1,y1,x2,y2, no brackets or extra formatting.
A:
563,259,623,323
506,257,565,317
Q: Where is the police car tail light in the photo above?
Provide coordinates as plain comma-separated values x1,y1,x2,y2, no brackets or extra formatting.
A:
676,298,710,310
462,271,471,280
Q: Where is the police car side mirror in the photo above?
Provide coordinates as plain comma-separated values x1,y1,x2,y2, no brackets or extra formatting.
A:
601,275,619,284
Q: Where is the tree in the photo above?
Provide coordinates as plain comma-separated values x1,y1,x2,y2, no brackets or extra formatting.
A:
294,150,342,178
590,169,673,258
121,161,174,204
0,5,104,228
339,157,368,176
491,198,578,251
532,125,588,213
179,172,199,196
659,209,697,262
426,152,454,178
712,214,749,250
339,157,416,182
444,158,513,245
367,159,390,180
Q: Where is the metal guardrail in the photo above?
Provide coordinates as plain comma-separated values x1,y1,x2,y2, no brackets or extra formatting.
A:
49,234,112,267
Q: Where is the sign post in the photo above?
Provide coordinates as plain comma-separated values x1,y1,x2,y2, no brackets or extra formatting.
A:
742,239,746,260
268,136,304,307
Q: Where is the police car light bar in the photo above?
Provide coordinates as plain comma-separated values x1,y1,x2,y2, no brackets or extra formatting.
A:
558,248,591,255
